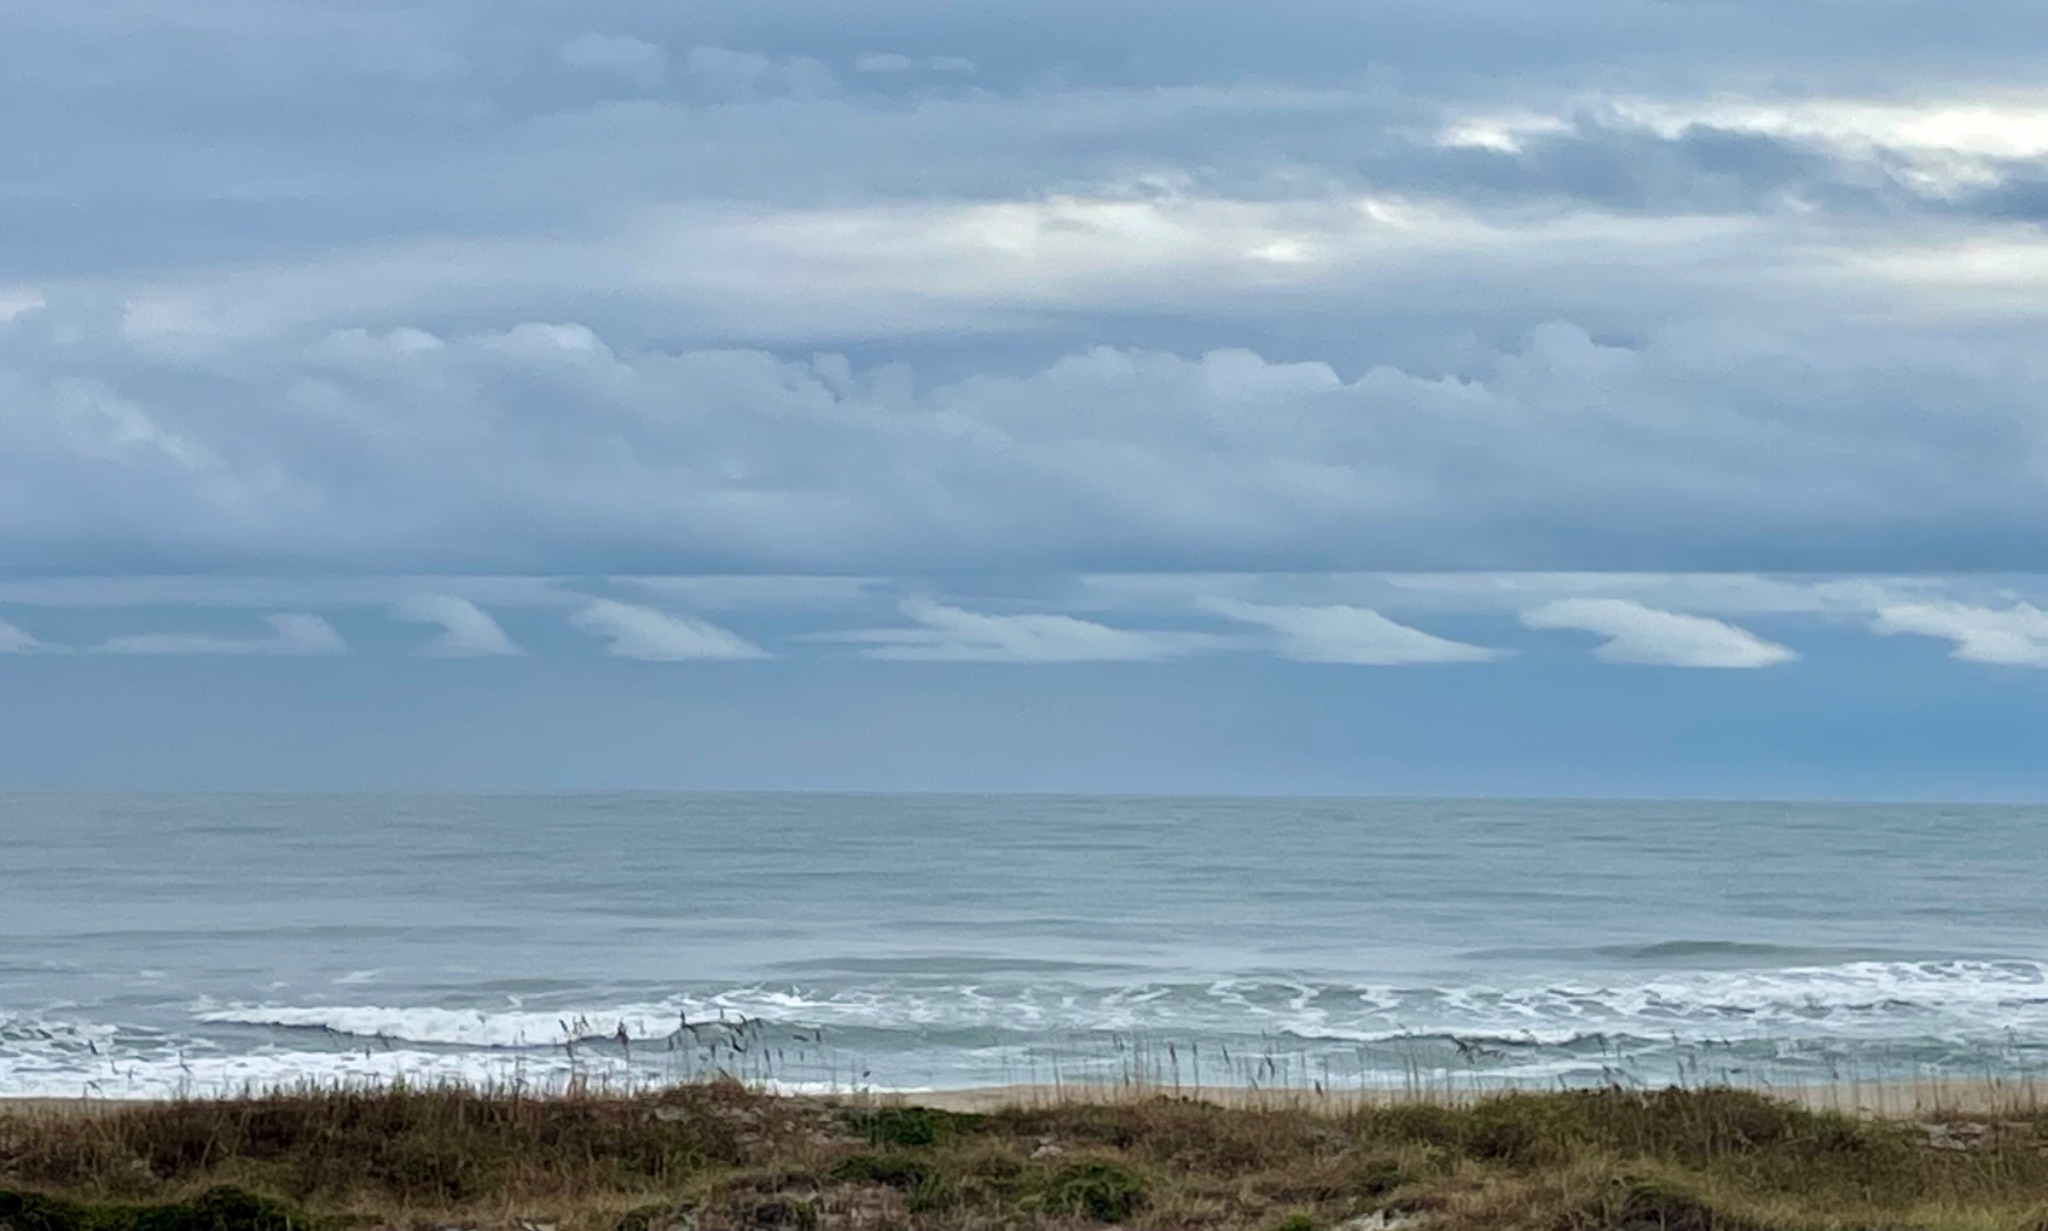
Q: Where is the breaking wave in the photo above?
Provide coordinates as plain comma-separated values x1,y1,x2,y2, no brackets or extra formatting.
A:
9,959,2046,1098
190,961,2048,1049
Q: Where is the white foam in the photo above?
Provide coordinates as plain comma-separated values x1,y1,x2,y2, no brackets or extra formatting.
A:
186,961,2048,1050
191,1004,692,1049
11,960,2047,1097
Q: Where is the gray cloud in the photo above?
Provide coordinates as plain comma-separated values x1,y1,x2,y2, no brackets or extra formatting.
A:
559,33,668,88
5,1,2048,585
4,312,2045,575
618,576,882,611
9,1,2045,104
1376,573,1946,617
679,45,837,101
7,0,2047,297
13,86,2040,297
854,53,915,74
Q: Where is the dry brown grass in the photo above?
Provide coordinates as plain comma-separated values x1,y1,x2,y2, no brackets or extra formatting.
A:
6,1081,2048,1231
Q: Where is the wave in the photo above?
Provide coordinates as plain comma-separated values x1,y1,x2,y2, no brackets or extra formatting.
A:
1461,941,1938,967
1613,941,1859,962
192,1004,694,1049
189,960,2048,1050
10,960,2045,1099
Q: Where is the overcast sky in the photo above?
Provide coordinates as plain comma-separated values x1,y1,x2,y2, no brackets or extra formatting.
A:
3,1,2046,795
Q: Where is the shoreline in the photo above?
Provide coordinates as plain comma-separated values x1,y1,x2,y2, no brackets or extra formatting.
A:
911,1077,2048,1117
6,1075,2044,1119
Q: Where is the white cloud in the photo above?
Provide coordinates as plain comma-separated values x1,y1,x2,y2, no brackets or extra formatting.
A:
1611,94,2048,161
1871,600,2048,666
393,594,521,656
1430,93,2048,202
1377,573,1962,617
570,598,766,661
559,33,668,87
839,598,1214,662
1522,598,1797,667
853,53,971,74
14,574,2048,669
0,290,43,324
662,192,1785,324
99,613,346,656
0,617,38,652
1200,598,1501,664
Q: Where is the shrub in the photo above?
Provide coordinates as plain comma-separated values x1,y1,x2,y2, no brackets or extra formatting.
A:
1036,1160,1147,1224
829,1153,931,1191
0,1186,317,1231
849,1106,986,1149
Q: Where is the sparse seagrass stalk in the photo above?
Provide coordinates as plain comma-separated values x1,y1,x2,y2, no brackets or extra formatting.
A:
9,1080,2048,1230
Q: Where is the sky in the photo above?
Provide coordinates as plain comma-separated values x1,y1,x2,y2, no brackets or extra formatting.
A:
3,0,2047,796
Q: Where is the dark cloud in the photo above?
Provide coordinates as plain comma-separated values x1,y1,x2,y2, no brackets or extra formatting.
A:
4,0,2047,579
2,308,2044,574
6,0,2047,282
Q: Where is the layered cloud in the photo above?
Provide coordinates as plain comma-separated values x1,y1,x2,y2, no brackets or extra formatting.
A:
5,0,2048,584
5,315,2048,575
98,614,346,657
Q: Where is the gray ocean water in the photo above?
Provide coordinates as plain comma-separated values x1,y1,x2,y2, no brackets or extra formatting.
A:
3,793,2045,1098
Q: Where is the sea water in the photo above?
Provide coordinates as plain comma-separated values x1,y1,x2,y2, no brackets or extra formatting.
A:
3,793,2044,1097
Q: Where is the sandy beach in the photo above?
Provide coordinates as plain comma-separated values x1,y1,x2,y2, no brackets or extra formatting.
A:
909,1077,2048,1118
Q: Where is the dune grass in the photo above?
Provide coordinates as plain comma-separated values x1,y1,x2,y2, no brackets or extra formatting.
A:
5,1081,2048,1230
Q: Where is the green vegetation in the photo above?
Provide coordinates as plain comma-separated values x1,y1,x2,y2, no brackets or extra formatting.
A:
847,1105,989,1149
4,1082,2048,1230
0,1187,320,1231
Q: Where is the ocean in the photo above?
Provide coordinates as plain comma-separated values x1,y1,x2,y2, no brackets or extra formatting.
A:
3,793,2044,1099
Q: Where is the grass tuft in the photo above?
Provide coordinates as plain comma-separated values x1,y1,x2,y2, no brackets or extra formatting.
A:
1031,1159,1148,1223
7,1082,2048,1229
845,1106,987,1149
0,1186,320,1231
828,1152,931,1192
